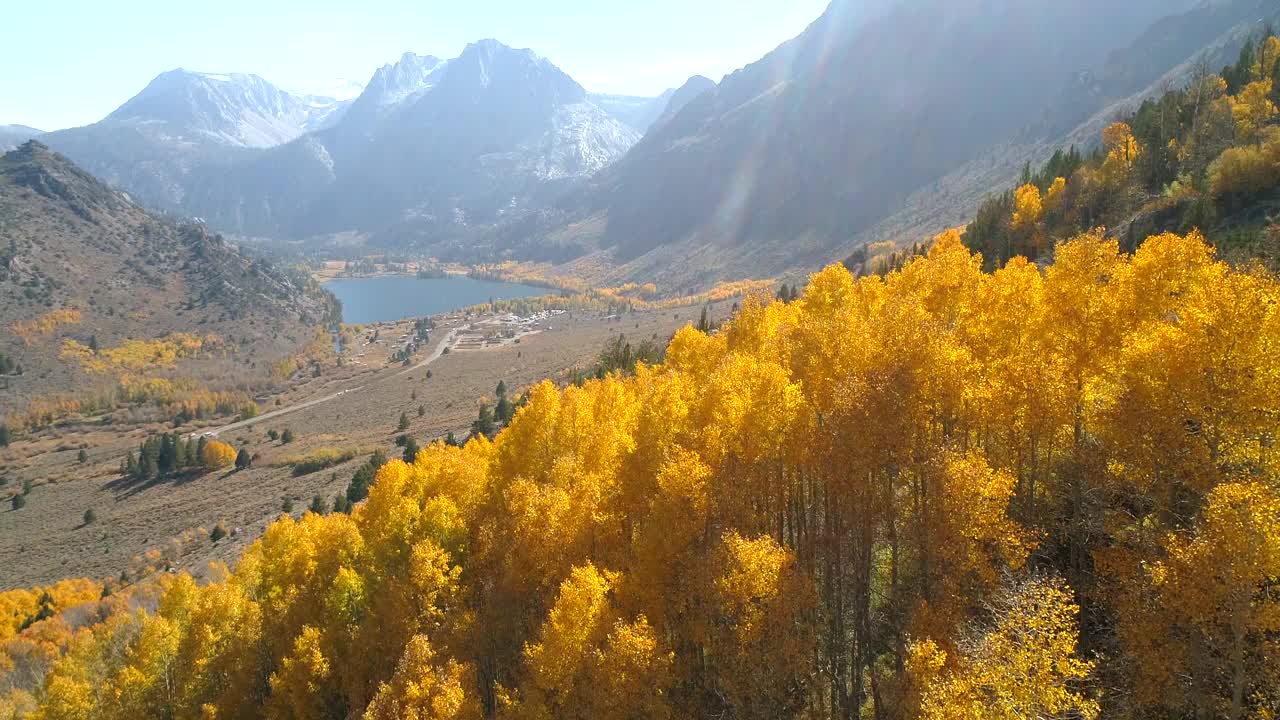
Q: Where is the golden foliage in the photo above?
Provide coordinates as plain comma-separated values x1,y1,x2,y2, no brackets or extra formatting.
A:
201,440,238,470
908,577,1098,720
1209,126,1280,196
9,229,1280,720
60,333,218,374
1011,183,1042,229
1230,79,1278,141
10,309,81,344
271,327,336,380
5,376,257,432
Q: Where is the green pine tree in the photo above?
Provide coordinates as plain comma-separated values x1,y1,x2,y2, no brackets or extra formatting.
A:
402,437,420,464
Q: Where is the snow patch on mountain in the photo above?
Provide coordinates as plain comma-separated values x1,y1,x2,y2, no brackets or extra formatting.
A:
365,53,447,107
521,102,641,180
106,70,357,148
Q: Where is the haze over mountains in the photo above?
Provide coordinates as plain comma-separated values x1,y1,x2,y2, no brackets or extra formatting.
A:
0,125,43,152
11,0,1277,287
34,40,709,257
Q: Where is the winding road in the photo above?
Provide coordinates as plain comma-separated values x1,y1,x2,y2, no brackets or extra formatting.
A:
194,325,465,439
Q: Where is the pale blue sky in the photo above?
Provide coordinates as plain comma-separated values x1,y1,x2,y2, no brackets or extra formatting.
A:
1,0,831,131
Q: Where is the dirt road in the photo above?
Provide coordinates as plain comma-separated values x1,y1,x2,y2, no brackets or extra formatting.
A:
198,325,465,438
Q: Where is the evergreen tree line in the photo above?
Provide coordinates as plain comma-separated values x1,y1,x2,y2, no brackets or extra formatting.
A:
120,433,246,481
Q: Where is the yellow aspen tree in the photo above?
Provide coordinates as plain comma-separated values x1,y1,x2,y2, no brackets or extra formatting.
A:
909,452,1030,643
1254,36,1280,82
363,635,482,720
201,439,238,470
1042,175,1067,213
1011,183,1042,229
708,533,815,720
1231,80,1278,141
1149,483,1280,720
1102,122,1140,169
907,576,1098,720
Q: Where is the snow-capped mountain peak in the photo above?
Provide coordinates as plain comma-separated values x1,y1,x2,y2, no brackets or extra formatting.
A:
104,69,350,148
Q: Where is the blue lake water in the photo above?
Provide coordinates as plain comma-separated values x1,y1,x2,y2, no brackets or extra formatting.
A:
324,275,548,324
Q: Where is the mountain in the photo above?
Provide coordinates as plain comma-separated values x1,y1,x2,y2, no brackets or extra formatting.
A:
0,125,42,152
527,0,1204,287
174,40,639,248
41,70,356,209
38,42,638,251
0,141,338,417
589,76,717,134
837,0,1280,266
104,70,346,147
650,75,717,129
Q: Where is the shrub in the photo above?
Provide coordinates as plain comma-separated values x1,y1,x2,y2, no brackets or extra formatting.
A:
268,429,279,441
0,423,10,447
281,428,295,444
83,509,97,525
344,451,387,505
11,494,25,510
202,440,238,470
282,497,294,513
309,494,329,515
235,448,252,470
287,447,360,476
402,437,420,464
77,449,88,464
1209,129,1280,197
210,520,228,543
333,494,352,514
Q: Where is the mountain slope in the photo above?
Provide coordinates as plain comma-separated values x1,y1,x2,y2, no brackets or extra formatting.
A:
0,142,337,419
537,0,1202,286
838,0,1280,265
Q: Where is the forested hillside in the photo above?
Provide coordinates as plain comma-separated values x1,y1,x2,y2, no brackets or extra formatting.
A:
962,28,1280,272
4,224,1278,719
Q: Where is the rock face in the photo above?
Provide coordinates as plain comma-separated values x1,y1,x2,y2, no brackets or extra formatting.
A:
42,41,641,250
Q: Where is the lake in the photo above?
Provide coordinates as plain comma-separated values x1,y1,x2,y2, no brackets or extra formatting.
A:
324,275,549,324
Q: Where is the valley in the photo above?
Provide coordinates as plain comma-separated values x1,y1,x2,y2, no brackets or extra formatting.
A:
1,300,705,588
5,1,1280,718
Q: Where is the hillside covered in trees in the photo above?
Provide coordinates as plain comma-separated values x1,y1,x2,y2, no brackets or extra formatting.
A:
962,28,1280,272
3,224,1278,719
